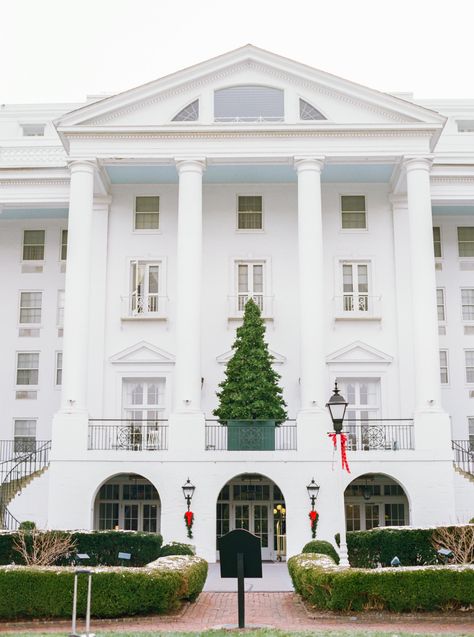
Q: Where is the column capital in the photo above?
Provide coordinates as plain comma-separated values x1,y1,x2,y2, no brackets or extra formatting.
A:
403,155,433,173
175,158,207,175
68,159,97,174
294,157,325,173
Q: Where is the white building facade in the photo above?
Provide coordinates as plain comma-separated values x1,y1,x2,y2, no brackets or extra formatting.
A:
0,46,473,562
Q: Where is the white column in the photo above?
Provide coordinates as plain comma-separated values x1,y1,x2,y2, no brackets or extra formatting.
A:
405,157,442,412
60,160,95,412
295,158,326,411
173,159,205,413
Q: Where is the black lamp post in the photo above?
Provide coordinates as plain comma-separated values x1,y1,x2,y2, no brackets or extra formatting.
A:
182,478,195,511
326,382,348,433
306,478,320,510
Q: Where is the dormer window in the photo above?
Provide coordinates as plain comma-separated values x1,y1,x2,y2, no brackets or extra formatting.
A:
299,99,326,121
21,123,45,137
172,99,199,122
214,85,284,123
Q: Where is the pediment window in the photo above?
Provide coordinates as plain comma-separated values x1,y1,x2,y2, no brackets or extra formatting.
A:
214,85,284,123
172,99,199,122
299,98,326,121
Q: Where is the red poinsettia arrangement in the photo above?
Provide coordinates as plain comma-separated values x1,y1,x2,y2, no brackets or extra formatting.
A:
309,509,319,539
184,510,194,539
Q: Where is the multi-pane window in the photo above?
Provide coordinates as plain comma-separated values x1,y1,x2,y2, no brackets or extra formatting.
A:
461,289,474,321
469,417,474,449
23,230,45,261
99,503,119,530
134,196,159,230
299,98,326,120
237,196,263,230
123,378,165,421
440,350,449,384
21,123,45,136
57,290,65,327
339,379,380,450
365,504,380,530
214,85,284,122
55,352,63,386
237,262,264,312
16,352,39,386
341,195,367,229
19,292,42,324
172,99,199,122
433,227,442,258
130,261,160,314
437,289,446,321
384,503,406,526
345,504,361,531
14,419,36,453
465,350,474,383
60,230,68,261
342,263,369,312
458,227,474,257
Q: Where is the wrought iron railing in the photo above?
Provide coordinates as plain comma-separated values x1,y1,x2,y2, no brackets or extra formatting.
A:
334,295,382,318
205,420,297,451
121,295,168,319
452,439,474,476
343,420,414,451
88,420,169,451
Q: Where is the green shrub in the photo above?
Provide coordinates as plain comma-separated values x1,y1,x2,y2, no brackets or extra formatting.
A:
18,521,36,532
302,540,339,564
288,553,474,612
0,556,207,619
159,542,195,557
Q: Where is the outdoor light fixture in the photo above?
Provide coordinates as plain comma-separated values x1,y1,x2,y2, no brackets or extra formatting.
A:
182,477,195,510
362,478,372,501
326,382,348,433
306,478,320,509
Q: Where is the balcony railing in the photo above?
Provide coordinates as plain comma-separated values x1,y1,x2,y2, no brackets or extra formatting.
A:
205,420,297,451
228,295,274,318
0,439,51,465
334,295,382,319
344,420,414,451
452,439,474,476
88,420,168,451
121,295,168,319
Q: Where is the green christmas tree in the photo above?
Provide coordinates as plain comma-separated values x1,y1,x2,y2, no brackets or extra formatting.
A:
214,298,288,422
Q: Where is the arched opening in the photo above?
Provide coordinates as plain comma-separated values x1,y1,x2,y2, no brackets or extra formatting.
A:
93,473,161,533
344,473,409,532
216,473,286,561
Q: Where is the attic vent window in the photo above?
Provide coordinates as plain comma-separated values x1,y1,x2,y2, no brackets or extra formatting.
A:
21,123,45,137
214,85,284,123
172,99,199,122
299,99,326,121
457,120,474,133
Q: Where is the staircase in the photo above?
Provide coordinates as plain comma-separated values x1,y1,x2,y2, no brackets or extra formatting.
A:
0,440,51,530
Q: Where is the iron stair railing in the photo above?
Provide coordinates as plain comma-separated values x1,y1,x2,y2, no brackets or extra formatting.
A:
452,439,474,477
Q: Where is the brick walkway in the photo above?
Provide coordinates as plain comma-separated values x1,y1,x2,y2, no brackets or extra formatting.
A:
0,592,473,634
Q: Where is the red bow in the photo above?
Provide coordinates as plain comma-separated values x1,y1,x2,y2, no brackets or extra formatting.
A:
184,511,194,526
328,432,351,473
309,510,318,522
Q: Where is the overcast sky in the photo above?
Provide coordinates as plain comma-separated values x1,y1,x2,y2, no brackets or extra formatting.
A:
2,0,473,104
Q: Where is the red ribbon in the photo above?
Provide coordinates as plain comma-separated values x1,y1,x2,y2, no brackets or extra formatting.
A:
309,510,318,522
184,511,194,527
328,432,351,473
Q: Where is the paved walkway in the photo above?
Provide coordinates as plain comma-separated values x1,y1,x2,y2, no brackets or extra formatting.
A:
204,562,294,591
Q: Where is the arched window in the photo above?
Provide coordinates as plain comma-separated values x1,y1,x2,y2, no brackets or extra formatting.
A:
214,85,284,122
172,99,199,122
299,98,326,121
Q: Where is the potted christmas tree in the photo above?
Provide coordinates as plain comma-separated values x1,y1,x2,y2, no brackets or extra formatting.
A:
213,298,287,450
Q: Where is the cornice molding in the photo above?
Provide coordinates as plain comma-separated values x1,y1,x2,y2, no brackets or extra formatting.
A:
0,146,67,168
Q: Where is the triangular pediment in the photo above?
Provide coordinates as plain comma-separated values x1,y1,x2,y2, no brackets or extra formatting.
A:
110,341,175,365
326,341,393,365
55,45,445,130
216,348,286,365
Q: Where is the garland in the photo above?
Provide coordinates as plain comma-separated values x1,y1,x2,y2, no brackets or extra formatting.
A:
184,510,194,539
309,509,319,539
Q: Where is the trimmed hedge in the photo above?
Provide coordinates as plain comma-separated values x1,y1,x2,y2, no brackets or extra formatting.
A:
0,555,207,619
302,540,340,565
288,553,474,612
159,542,195,557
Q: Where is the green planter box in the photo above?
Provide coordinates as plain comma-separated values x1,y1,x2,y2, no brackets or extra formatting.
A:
227,420,276,450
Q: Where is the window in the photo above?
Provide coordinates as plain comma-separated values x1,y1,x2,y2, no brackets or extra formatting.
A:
437,288,445,321
123,378,165,421
99,502,119,530
19,292,42,324
60,230,68,261
21,123,45,137
237,196,263,230
14,419,36,453
384,503,406,526
237,262,265,312
342,262,369,311
23,230,45,261
129,261,160,315
339,379,380,450
457,120,474,133
433,227,442,257
172,99,199,122
16,352,39,386
341,195,367,229
465,350,474,383
458,227,474,257
214,85,284,122
345,504,361,531
134,196,159,230
440,350,449,384
57,290,65,327
461,289,474,321
365,504,380,530
55,352,63,386
469,418,474,449
299,98,326,121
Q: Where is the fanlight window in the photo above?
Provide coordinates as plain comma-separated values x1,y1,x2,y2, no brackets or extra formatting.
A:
214,85,284,122
172,99,199,122
299,98,326,121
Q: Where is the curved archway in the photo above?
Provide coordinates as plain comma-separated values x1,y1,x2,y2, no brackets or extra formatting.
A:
344,472,410,532
93,473,161,533
216,472,286,562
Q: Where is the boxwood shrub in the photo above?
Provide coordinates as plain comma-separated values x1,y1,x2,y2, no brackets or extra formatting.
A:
159,542,195,557
302,540,340,564
288,553,474,612
0,555,207,619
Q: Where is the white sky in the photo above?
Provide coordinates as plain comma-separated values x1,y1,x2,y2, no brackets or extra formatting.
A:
1,0,473,104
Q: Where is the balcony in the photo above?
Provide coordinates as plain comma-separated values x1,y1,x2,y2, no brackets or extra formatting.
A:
120,294,168,321
334,295,382,321
228,295,274,320
88,420,168,451
205,420,297,451
344,420,414,451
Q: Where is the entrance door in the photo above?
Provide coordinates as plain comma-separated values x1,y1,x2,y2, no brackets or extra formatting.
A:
234,503,271,559
123,502,158,532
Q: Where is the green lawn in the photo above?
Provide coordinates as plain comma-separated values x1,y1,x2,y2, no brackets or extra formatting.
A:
0,631,471,637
